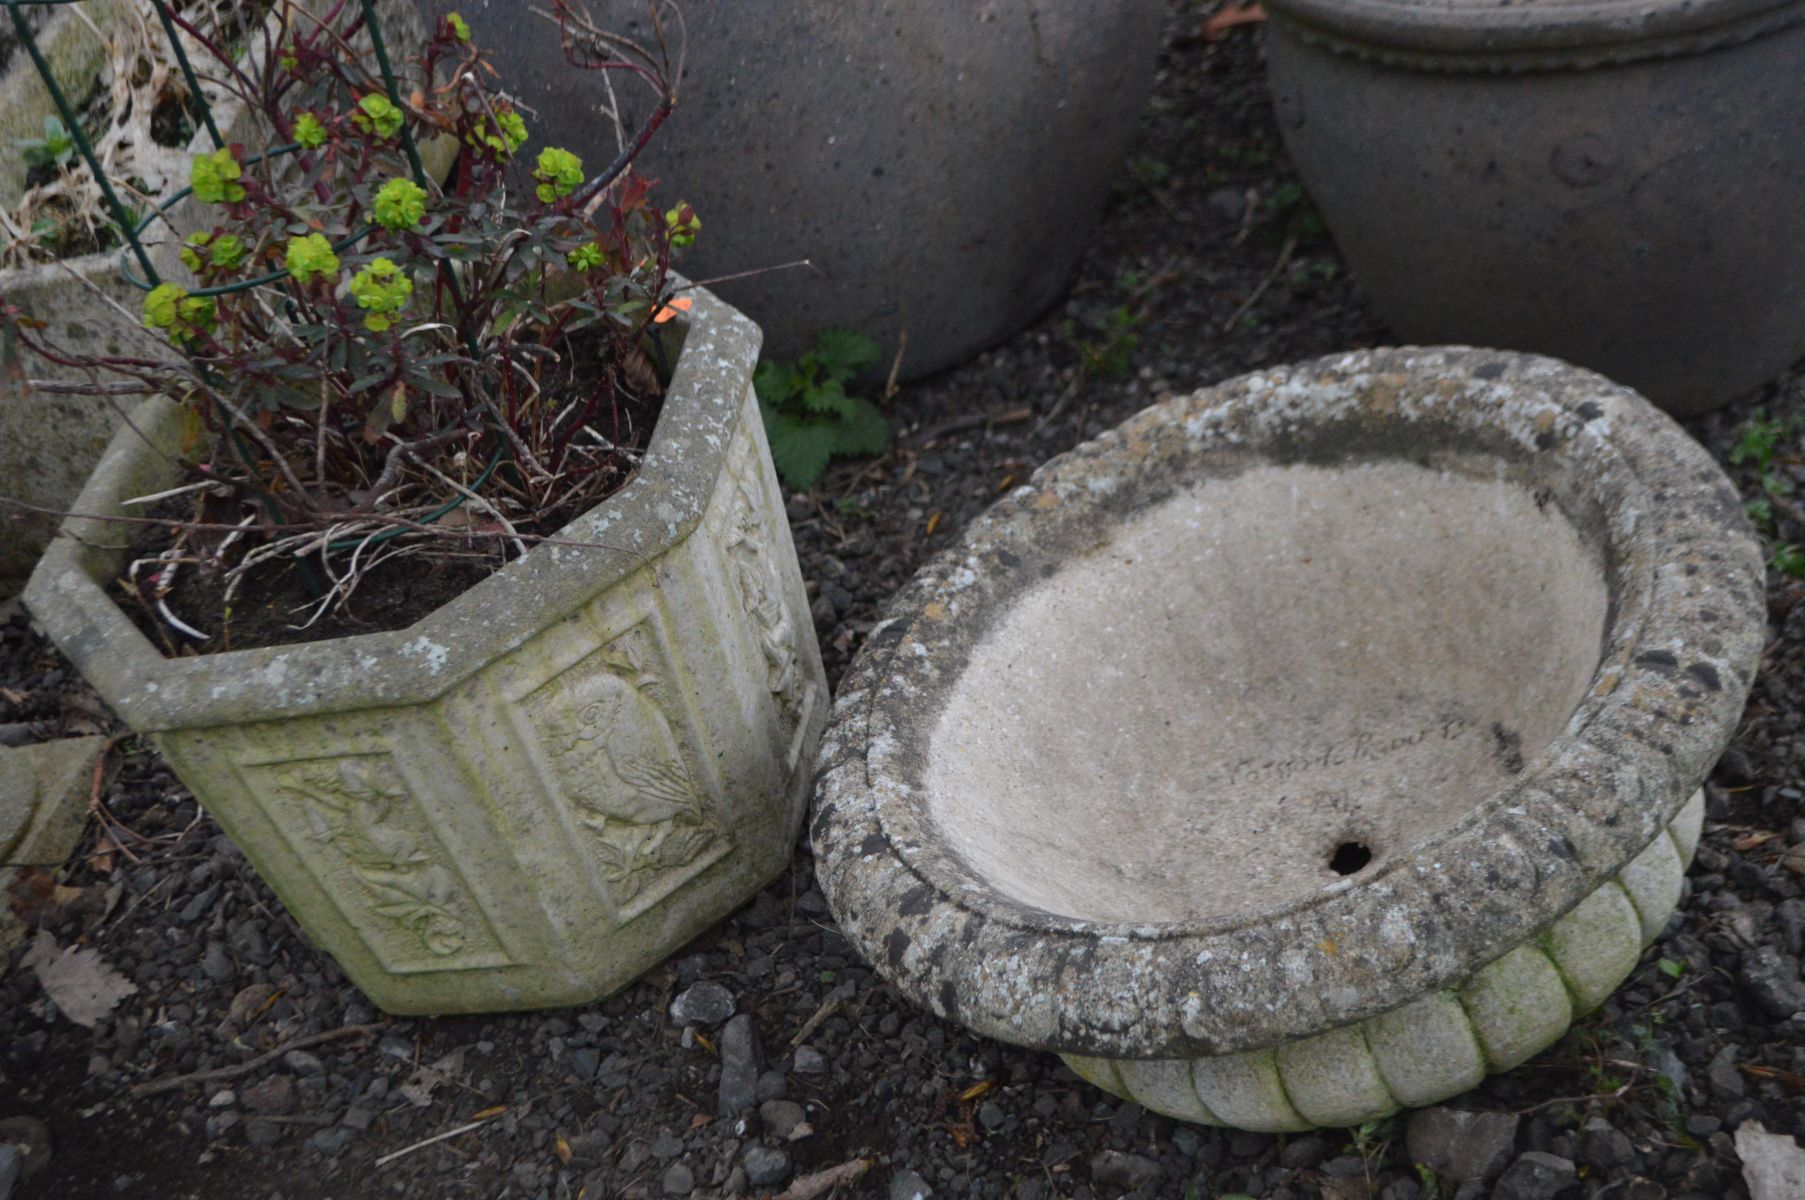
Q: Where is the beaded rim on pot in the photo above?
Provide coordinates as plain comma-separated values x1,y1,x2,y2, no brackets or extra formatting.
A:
811,347,1764,1060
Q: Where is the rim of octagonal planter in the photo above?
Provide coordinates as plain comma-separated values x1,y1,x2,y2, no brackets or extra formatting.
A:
22,279,761,734
811,346,1764,1061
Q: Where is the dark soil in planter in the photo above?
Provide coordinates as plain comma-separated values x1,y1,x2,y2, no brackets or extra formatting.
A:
4,8,1805,1200
108,331,666,653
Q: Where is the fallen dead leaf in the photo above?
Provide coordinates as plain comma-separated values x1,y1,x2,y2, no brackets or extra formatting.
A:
21,930,137,1027
400,1047,468,1107
1203,1,1267,40
554,1134,572,1164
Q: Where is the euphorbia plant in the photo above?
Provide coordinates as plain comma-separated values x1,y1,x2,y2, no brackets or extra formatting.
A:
2,0,694,634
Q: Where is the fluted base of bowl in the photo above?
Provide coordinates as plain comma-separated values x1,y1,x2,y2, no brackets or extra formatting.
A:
1063,790,1701,1131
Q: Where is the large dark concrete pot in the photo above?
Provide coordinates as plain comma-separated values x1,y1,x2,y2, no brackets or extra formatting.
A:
429,2,1164,379
1261,0,1805,415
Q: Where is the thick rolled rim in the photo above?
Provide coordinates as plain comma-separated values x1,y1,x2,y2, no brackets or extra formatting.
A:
810,346,1764,1059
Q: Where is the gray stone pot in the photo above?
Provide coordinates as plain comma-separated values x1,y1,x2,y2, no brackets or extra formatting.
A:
812,348,1763,1130
426,1,1164,378
24,285,828,1016
1260,0,1805,415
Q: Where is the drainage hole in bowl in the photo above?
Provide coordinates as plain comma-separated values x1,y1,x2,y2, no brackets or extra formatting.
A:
1330,841,1373,876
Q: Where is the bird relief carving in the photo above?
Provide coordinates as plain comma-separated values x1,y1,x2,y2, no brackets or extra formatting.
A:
536,635,724,910
269,757,472,959
727,475,807,739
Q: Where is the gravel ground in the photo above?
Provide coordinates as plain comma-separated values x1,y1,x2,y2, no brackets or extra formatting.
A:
5,7,1805,1199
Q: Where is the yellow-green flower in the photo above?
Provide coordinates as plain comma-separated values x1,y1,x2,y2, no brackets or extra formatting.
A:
533,146,583,203
294,112,327,150
142,283,215,344
373,177,428,231
209,233,246,269
350,258,413,331
566,242,603,272
190,147,245,204
284,233,340,285
467,107,528,160
180,231,247,273
446,12,471,41
353,93,403,140
665,203,700,248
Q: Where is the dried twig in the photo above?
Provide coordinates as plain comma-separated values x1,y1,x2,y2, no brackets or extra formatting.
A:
789,996,840,1049
131,1023,387,1097
1220,232,1299,335
775,1158,872,1200
374,1111,505,1168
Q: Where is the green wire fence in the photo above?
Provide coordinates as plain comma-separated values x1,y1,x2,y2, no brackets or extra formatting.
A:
2,0,506,558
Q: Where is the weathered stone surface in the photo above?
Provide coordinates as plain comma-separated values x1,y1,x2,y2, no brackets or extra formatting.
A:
0,737,107,955
430,2,1164,380
811,348,1762,1126
24,284,827,1016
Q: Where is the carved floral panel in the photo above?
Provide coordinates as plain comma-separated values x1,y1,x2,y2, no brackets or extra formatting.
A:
243,753,513,974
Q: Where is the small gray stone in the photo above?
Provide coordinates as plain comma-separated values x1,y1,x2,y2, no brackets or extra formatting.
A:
651,1132,684,1161
1739,947,1805,1019
1280,1135,1329,1169
567,1047,600,1082
978,1099,1006,1131
341,1107,374,1132
1492,1152,1578,1200
889,1168,933,1200
1580,1119,1638,1172
178,883,220,924
791,1045,827,1075
669,981,736,1028
282,1050,325,1076
760,1099,807,1139
742,1143,792,1188
1708,1046,1746,1099
309,1127,354,1157
660,1163,694,1196
717,1014,761,1115
1090,1150,1162,1190
1776,899,1805,958
754,1069,788,1102
244,1120,282,1149
1652,1046,1689,1095
377,1036,414,1061
1406,1108,1520,1186
241,1075,296,1117
0,1145,22,1200
200,943,234,983
1378,1181,1421,1200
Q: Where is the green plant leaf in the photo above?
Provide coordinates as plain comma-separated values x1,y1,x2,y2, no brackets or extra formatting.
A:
801,377,852,416
1657,958,1685,979
753,359,803,407
812,327,881,378
831,396,891,457
1774,543,1805,578
766,413,836,491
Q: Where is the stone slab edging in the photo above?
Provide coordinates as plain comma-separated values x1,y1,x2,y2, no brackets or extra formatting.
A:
24,280,760,734
811,347,1764,1061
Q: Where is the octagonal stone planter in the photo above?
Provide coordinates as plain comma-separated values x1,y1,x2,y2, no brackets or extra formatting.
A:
813,348,1763,1129
24,284,828,1016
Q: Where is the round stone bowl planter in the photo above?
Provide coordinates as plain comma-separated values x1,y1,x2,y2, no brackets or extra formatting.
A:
812,347,1764,1130
1260,0,1805,416
24,284,828,1016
